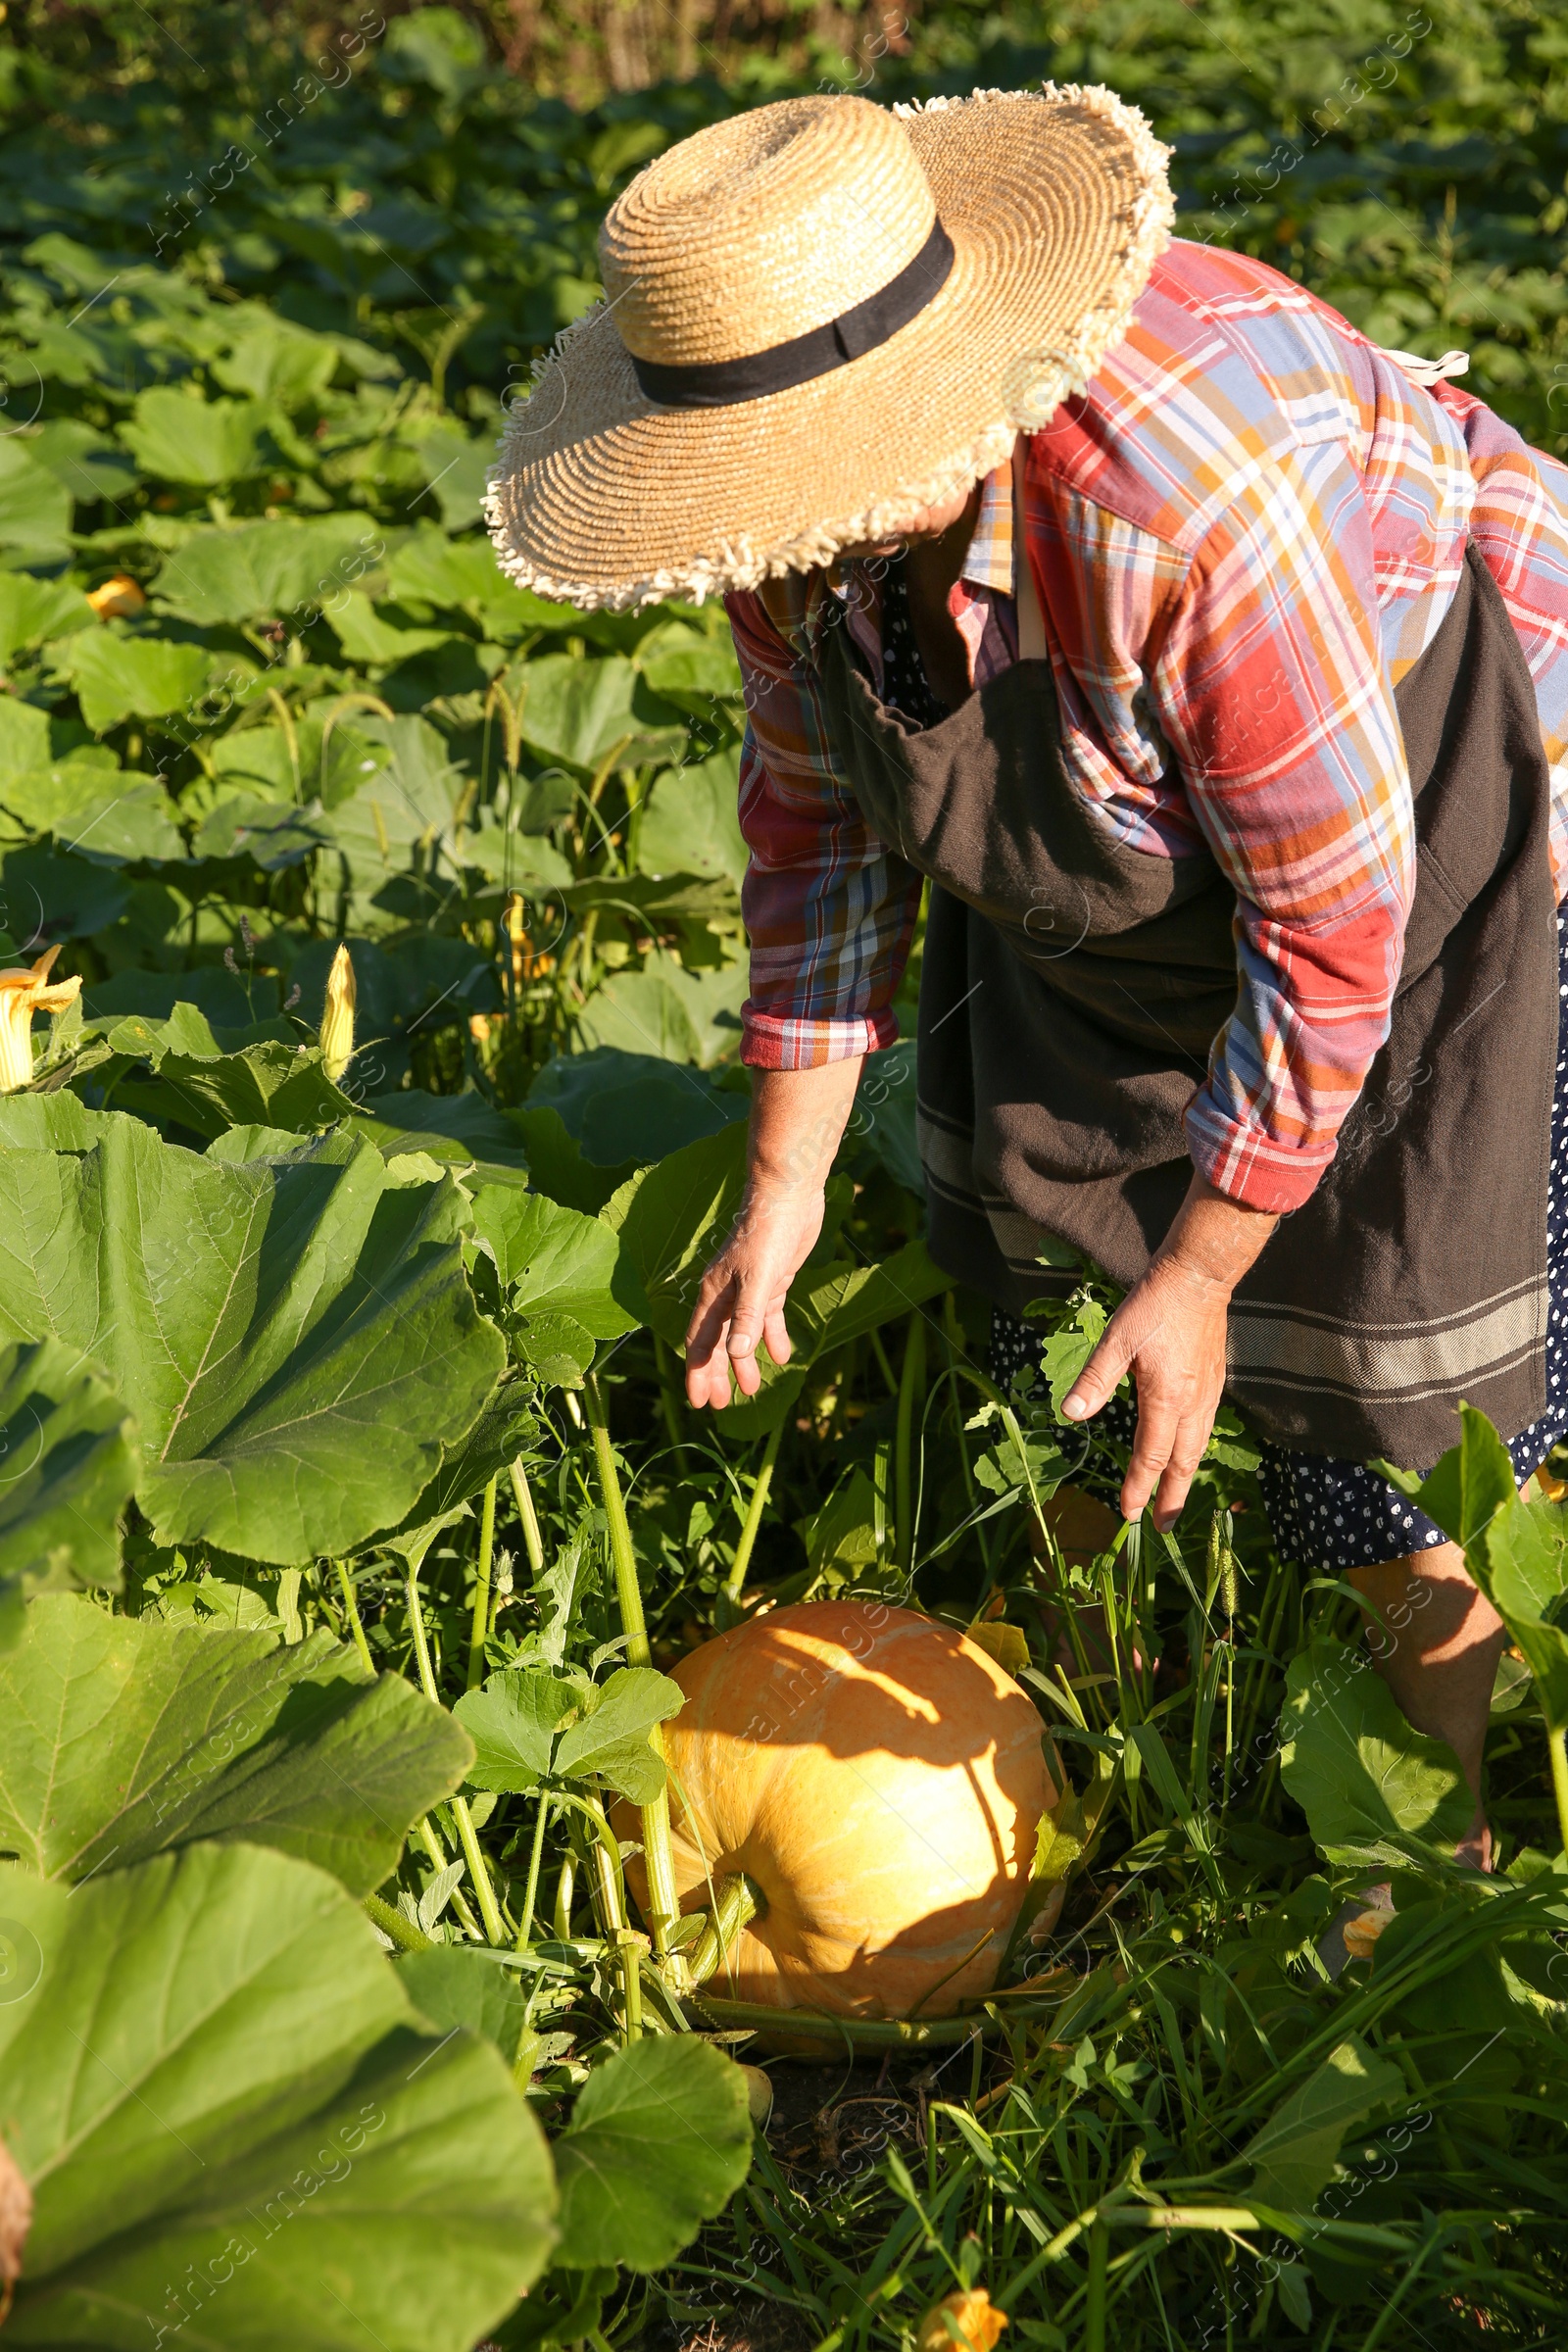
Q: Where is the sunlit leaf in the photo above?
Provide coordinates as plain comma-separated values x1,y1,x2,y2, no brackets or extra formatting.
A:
153,515,382,626
0,1112,503,1563
63,631,214,732
1245,2038,1403,2213
0,1339,135,1639
552,2036,750,2271
1278,1637,1473,1862
551,1665,683,1800
456,1668,578,1792
0,442,72,553
0,1592,473,1894
0,1842,556,2351
121,385,269,484
469,1187,636,1339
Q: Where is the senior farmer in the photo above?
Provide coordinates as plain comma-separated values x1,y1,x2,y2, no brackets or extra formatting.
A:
487,86,1568,1866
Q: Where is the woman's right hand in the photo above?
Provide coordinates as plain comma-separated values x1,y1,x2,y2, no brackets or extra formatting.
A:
683,1057,865,1410
683,1177,829,1408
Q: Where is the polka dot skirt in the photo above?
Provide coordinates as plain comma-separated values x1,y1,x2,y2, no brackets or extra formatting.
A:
991,915,1568,1571
878,556,949,730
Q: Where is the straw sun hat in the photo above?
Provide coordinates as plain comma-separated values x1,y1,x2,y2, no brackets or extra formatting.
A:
484,85,1173,612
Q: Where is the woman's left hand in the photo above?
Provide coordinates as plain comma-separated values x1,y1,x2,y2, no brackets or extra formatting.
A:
1060,1174,1280,1532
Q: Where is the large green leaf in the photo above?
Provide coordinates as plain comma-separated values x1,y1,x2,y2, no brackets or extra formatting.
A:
385,527,506,612
0,1340,135,1639
0,1841,556,2351
634,621,743,711
0,442,73,554
207,717,389,808
324,591,457,667
636,747,747,887
552,2036,750,2272
603,1118,751,1347
0,1593,472,1895
463,821,574,893
64,631,214,733
0,572,92,663
468,1187,638,1340
3,843,130,941
1278,1637,1474,1862
0,1113,504,1563
347,1087,530,1184
212,318,342,408
1391,1404,1568,1734
193,795,335,869
788,1238,952,1359
120,386,268,484
1244,2038,1403,2213
572,949,747,1068
129,1039,352,1140
550,1667,684,1801
394,1944,528,2060
526,1048,746,1170
0,697,52,785
0,761,181,863
455,1668,578,1793
518,654,682,774
317,718,466,914
153,515,381,627
26,420,137,508
368,1377,539,1541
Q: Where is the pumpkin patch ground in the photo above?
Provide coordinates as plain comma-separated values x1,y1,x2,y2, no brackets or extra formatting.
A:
1,5,1567,2348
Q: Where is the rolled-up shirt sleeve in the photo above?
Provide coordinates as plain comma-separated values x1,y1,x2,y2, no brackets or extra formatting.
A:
1147,447,1417,1213
725,585,923,1070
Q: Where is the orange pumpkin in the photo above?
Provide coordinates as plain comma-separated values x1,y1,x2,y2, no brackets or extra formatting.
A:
621,1601,1056,2020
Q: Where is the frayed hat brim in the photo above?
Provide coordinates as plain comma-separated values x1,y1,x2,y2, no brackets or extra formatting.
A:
484,85,1173,612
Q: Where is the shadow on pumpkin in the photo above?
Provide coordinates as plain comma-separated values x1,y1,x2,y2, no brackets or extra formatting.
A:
620,1602,1054,2021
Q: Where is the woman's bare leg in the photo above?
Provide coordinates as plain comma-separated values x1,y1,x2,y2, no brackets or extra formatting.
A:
1348,1544,1506,1869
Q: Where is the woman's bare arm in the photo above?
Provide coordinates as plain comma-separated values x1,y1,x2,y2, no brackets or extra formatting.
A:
684,1059,864,1409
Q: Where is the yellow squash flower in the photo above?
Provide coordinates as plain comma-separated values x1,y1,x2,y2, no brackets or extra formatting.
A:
916,2288,1008,2352
319,942,356,1082
0,947,82,1095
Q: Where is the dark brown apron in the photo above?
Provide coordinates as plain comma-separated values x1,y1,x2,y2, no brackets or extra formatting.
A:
815,544,1558,1463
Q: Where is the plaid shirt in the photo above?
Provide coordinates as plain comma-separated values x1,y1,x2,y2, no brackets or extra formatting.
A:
726,239,1568,1215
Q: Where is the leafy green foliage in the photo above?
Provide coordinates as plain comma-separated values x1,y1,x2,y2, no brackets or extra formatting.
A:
0,1338,136,1638
1243,2037,1404,2212
0,1841,557,2351
552,2038,752,2272
469,1187,641,1370
457,1664,684,1801
394,1941,531,2056
0,1593,472,1894
1278,1636,1476,1861
0,1114,504,1563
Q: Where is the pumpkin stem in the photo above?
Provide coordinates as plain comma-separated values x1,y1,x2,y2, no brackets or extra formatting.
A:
583,1368,682,1957
684,1871,765,1988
